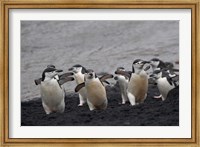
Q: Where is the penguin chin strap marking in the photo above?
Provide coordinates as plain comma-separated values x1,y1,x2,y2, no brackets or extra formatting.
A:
132,66,135,73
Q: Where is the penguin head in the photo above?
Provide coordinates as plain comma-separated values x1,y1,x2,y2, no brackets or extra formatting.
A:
42,67,63,81
150,58,168,70
150,58,160,69
165,62,174,69
68,64,87,74
163,68,177,78
132,59,149,71
85,69,97,80
47,64,56,69
150,69,162,79
114,67,128,80
116,67,125,71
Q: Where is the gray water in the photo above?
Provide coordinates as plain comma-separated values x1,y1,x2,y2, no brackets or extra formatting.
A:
21,21,179,101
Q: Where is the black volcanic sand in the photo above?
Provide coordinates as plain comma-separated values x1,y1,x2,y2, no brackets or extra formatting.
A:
21,84,179,126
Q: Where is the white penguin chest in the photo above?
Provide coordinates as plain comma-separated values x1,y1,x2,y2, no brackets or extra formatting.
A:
74,73,87,97
85,79,106,104
117,75,128,90
40,79,64,104
128,73,148,91
74,73,84,84
157,78,174,98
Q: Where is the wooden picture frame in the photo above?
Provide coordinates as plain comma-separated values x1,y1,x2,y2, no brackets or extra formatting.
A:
0,0,199,146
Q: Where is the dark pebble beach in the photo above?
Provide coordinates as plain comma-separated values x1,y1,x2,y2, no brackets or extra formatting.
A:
21,83,179,126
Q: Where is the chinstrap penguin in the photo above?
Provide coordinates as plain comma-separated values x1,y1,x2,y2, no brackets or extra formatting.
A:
114,67,129,104
68,64,88,106
75,69,113,111
115,59,150,106
40,67,74,114
150,69,177,101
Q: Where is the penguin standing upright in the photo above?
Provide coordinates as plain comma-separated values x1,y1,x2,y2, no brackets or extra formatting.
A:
68,64,88,106
40,67,74,114
150,69,176,101
75,69,113,111
165,69,179,87
115,59,150,106
149,58,179,98
114,67,129,104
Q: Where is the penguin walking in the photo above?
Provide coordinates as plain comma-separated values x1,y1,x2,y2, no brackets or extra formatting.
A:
150,69,176,101
114,67,129,104
40,67,74,114
75,69,113,111
68,64,88,106
115,59,150,106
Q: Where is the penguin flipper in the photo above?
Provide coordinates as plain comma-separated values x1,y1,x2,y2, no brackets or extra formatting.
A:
144,65,151,71
172,68,179,72
75,83,85,92
115,70,131,79
58,77,74,85
34,78,42,85
100,74,114,82
103,80,110,85
166,76,173,86
59,72,73,79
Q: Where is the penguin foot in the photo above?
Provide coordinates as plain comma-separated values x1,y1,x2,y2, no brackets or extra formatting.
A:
78,104,84,107
119,102,125,105
153,95,162,99
121,100,129,105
